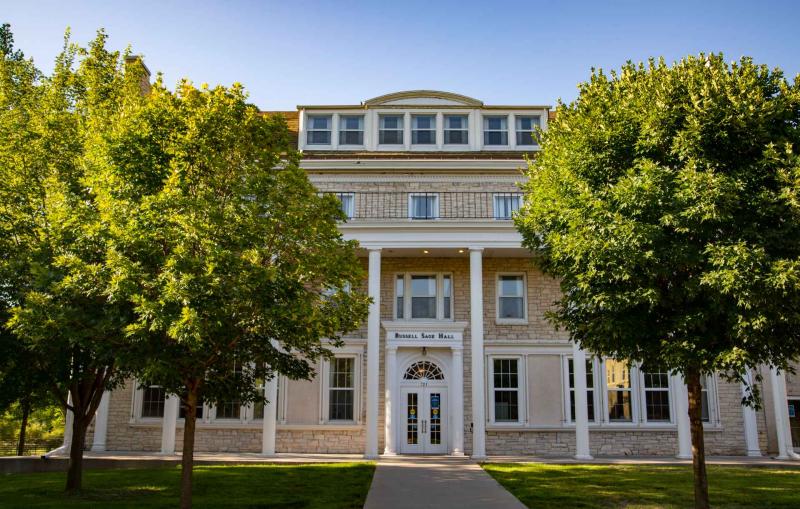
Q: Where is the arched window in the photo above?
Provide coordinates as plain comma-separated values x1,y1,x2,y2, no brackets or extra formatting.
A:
404,361,445,381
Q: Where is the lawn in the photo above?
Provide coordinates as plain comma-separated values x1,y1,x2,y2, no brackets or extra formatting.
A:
0,462,375,509
483,463,800,509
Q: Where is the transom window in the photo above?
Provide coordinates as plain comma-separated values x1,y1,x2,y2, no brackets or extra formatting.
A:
395,273,454,321
409,193,438,220
329,357,355,421
379,115,404,144
491,358,520,422
497,274,526,321
403,361,445,381
515,115,540,146
483,116,508,146
339,115,364,145
444,115,469,144
412,115,436,144
494,193,522,220
307,115,332,145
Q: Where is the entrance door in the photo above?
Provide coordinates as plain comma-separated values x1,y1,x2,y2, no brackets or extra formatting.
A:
789,399,800,449
400,387,447,454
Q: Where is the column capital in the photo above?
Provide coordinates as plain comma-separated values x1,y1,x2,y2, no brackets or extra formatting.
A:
367,247,382,253
468,246,484,253
386,345,398,353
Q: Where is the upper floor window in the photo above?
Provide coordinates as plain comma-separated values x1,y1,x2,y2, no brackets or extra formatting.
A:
444,115,469,144
307,115,332,145
515,116,540,146
335,192,355,219
412,115,436,145
339,115,364,145
409,193,438,220
395,273,453,321
497,274,526,321
379,115,404,144
494,193,522,220
483,116,508,146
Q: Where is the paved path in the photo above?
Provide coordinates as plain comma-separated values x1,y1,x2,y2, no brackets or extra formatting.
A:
364,456,526,509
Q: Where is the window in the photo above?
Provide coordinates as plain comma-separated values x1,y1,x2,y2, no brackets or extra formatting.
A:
411,275,437,319
409,193,438,220
339,115,364,145
253,377,265,420
395,275,404,319
307,115,332,145
216,399,241,419
444,115,468,144
394,273,453,321
412,115,436,144
404,361,445,381
497,275,525,321
379,115,404,144
568,358,595,422
492,358,520,422
515,115,540,146
494,194,522,220
179,395,204,419
483,116,508,145
606,360,633,422
141,385,165,418
642,366,671,422
701,375,712,423
329,357,355,421
335,192,354,218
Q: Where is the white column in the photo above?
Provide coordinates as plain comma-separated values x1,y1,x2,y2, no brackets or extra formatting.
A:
673,375,692,459
770,367,800,459
469,248,486,458
262,375,279,455
451,347,465,456
160,394,179,454
572,344,592,460
741,371,762,456
383,346,397,455
90,392,110,452
365,248,381,459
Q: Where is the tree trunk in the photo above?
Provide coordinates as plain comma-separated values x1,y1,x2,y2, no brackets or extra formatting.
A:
65,415,87,493
16,400,30,456
180,386,198,509
686,369,710,509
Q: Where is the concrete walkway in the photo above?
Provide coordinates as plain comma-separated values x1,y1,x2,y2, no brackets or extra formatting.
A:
364,456,526,509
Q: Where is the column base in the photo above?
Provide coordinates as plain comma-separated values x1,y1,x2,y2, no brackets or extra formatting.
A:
746,450,762,457
450,451,466,457
675,454,692,460
574,454,594,461
90,445,106,453
382,450,398,456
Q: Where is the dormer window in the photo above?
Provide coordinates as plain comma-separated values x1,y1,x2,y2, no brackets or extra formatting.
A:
379,115,404,145
412,115,436,145
515,116,540,146
307,115,332,145
339,115,364,145
483,116,508,146
444,115,469,145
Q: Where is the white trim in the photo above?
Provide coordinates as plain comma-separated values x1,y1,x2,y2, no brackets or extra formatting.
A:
300,159,528,171
320,353,362,425
495,272,528,324
393,272,454,321
408,193,439,220
309,174,526,184
487,355,526,426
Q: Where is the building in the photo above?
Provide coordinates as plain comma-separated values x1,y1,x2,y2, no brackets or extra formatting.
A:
78,90,800,459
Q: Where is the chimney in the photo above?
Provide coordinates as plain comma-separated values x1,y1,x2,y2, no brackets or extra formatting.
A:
125,55,151,95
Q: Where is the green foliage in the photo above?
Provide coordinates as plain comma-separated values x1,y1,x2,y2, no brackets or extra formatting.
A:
516,55,800,388
0,403,64,442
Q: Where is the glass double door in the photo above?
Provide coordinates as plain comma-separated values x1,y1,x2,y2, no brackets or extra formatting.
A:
400,386,447,454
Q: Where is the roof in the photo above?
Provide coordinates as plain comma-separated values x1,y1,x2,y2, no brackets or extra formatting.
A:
298,90,551,110
262,111,299,146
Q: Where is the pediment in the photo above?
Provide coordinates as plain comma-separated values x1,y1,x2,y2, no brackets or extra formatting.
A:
364,90,483,107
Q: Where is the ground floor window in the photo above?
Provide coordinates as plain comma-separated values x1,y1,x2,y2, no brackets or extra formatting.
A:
642,366,671,422
606,359,633,422
140,385,165,418
328,357,355,421
489,357,523,424
566,357,596,422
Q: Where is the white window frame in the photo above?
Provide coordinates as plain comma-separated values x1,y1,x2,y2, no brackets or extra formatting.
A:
131,380,166,422
514,115,541,146
379,114,404,145
600,359,639,424
306,114,333,145
699,374,721,426
394,272,454,321
496,273,527,324
493,193,522,220
483,115,508,146
638,366,674,424
488,355,526,426
335,192,355,219
562,356,600,424
408,193,439,220
338,115,364,146
321,352,362,424
411,114,436,145
443,114,469,145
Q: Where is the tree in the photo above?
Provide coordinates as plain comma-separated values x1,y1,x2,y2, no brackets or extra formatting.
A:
0,25,147,491
92,79,369,509
515,55,800,509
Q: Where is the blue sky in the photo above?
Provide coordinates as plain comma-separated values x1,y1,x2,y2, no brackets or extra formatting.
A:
3,0,799,110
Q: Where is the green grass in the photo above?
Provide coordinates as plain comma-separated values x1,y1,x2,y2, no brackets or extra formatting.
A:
482,463,800,509
0,462,375,508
